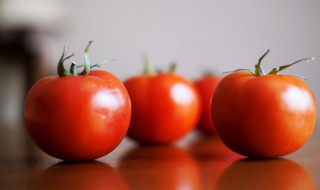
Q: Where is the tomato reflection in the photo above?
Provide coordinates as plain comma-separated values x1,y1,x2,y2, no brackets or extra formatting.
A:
187,134,243,190
118,145,201,190
31,161,128,190
216,158,316,190
188,134,242,160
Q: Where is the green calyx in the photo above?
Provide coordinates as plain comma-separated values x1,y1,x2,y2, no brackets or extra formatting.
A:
254,49,269,76
254,50,315,77
268,57,316,75
225,50,315,77
142,55,155,76
142,55,177,76
57,41,93,77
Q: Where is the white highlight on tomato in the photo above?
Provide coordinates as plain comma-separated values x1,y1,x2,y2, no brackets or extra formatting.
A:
92,89,124,110
171,83,194,105
283,86,313,112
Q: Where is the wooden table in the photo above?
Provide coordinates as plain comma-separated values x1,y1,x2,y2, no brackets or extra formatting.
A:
0,122,319,190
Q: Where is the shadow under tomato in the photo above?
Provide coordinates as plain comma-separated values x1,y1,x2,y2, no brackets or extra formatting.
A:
187,134,243,190
117,145,201,190
216,158,316,190
30,161,129,190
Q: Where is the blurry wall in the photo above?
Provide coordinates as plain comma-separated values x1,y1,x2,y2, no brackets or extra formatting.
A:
1,0,320,124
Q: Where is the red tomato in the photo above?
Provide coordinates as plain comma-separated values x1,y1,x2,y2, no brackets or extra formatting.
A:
24,42,131,161
124,62,201,144
211,51,316,158
194,74,220,134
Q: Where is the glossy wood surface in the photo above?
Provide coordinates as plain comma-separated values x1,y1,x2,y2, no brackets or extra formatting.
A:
0,122,319,190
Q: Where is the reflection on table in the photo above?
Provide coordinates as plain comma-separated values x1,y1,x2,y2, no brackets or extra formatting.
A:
0,124,319,189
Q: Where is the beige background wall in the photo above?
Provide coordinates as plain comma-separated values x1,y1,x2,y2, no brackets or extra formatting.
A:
1,0,320,123
50,0,320,115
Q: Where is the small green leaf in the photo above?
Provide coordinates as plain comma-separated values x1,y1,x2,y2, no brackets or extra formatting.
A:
57,47,74,77
222,69,254,75
268,57,315,75
168,62,177,73
142,55,155,76
254,50,269,76
79,41,93,76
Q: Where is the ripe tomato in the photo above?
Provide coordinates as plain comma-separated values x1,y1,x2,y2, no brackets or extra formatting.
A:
124,60,201,144
211,50,316,158
194,74,220,134
24,42,131,161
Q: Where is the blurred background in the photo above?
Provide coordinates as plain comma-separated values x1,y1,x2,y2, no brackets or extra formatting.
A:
0,0,319,126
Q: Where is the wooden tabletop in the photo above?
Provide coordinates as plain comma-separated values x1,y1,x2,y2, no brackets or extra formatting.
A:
0,122,319,190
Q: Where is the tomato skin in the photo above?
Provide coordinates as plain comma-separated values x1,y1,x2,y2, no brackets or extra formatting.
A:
194,75,220,134
211,71,316,158
24,70,131,161
124,73,201,144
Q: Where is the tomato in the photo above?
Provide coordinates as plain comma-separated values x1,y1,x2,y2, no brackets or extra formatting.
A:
194,74,220,134
24,42,131,161
211,50,316,158
124,60,201,144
